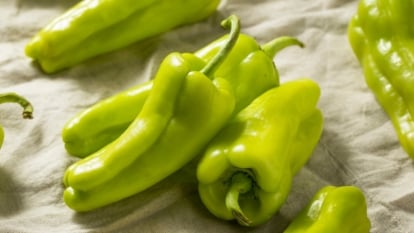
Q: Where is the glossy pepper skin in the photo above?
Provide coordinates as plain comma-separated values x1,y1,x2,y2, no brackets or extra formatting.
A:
62,81,152,157
63,15,240,212
348,0,414,159
197,79,324,226
284,186,371,233
62,34,304,158
0,93,33,149
25,0,220,73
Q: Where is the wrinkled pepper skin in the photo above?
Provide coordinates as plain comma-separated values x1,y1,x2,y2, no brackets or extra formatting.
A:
284,186,371,233
25,0,220,73
62,34,303,158
63,16,240,211
348,0,414,159
197,79,324,226
0,93,34,150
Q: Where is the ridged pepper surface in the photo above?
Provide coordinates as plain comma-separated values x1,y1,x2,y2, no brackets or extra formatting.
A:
197,78,324,226
348,0,414,159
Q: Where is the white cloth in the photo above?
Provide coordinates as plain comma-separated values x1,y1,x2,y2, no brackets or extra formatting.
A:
1,0,413,232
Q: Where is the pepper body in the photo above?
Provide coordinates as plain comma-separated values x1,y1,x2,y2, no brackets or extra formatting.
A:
197,79,324,226
64,54,235,211
63,81,152,157
0,93,34,151
283,186,371,233
25,0,220,73
63,16,240,211
62,34,304,158
348,0,414,159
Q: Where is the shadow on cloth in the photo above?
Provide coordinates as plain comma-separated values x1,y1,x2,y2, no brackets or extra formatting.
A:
68,162,292,232
305,124,358,186
67,158,200,231
0,167,24,216
16,0,78,9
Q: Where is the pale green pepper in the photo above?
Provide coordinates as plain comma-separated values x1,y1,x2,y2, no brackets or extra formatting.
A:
348,0,414,159
197,79,324,226
284,186,371,233
25,0,221,73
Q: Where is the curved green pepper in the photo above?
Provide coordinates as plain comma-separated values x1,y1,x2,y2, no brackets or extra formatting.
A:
0,93,33,149
62,81,153,157
62,34,304,158
63,15,240,211
25,0,220,73
348,0,414,159
284,186,371,233
196,78,324,226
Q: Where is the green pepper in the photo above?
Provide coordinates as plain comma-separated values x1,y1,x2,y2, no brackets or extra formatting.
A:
25,0,220,73
62,34,304,158
62,15,241,211
348,0,414,159
283,186,371,233
62,81,152,157
0,93,33,149
196,78,324,226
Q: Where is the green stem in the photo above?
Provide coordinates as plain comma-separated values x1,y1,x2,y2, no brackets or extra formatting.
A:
262,36,304,58
0,93,34,119
201,15,241,76
225,172,253,226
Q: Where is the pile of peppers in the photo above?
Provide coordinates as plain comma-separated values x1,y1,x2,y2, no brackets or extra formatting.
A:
62,33,305,158
0,93,33,151
25,0,221,73
62,14,307,214
348,0,414,160
54,11,373,229
63,15,239,211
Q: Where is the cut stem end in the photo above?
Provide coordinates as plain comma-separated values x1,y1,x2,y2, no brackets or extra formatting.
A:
225,172,253,226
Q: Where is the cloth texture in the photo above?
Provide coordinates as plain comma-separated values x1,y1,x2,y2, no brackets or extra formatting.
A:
1,0,413,232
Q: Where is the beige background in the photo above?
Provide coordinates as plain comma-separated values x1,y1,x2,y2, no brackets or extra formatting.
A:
0,0,413,232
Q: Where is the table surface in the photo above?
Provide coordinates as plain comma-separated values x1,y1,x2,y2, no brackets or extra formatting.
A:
0,0,413,232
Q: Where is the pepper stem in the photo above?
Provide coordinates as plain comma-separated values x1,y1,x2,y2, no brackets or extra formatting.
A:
0,93,34,119
261,36,304,58
225,172,253,226
200,15,241,76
